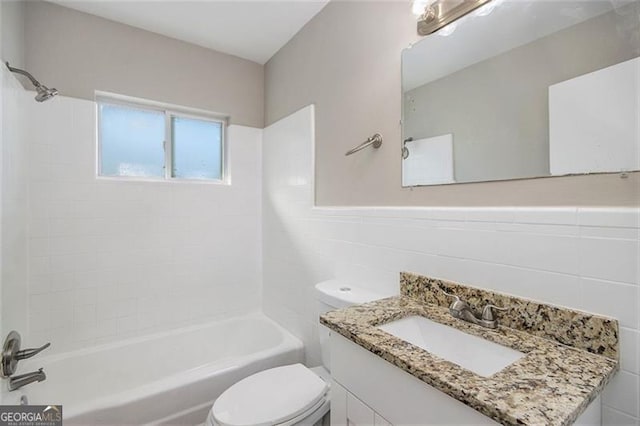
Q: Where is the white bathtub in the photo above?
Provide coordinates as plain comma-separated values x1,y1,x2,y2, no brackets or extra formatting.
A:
10,313,303,425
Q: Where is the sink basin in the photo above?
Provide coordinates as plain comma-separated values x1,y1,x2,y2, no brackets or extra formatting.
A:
378,315,525,377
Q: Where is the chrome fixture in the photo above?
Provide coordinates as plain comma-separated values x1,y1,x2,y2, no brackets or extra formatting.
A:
1,331,50,377
8,369,46,391
442,290,507,329
1,331,50,391
5,62,58,102
402,137,413,159
416,0,492,36
345,133,383,156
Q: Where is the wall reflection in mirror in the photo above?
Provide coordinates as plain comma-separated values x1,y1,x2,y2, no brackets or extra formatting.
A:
401,0,640,187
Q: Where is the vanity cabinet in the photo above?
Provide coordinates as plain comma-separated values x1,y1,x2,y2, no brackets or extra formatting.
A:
329,332,497,425
328,332,601,426
331,379,391,426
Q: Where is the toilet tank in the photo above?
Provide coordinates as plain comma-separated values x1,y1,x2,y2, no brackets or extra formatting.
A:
314,280,385,371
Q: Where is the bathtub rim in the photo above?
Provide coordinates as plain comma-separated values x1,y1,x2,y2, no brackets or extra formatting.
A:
22,311,298,366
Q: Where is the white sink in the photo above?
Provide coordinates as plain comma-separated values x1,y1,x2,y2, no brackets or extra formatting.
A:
378,315,525,377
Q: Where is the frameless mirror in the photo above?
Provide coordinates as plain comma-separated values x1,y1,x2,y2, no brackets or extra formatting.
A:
401,0,640,187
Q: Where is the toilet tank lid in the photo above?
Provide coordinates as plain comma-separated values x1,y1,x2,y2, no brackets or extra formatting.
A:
314,280,386,309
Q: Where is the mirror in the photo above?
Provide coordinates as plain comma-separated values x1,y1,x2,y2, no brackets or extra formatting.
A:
401,0,640,187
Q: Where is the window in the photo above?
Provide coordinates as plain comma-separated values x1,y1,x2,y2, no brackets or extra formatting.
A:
171,116,223,180
98,97,225,181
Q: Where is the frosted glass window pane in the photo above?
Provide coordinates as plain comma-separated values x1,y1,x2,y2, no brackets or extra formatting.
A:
99,104,165,177
171,116,222,180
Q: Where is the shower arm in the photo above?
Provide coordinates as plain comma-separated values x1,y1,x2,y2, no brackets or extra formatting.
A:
5,62,44,89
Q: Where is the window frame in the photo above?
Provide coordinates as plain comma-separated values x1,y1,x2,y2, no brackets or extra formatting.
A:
96,93,228,183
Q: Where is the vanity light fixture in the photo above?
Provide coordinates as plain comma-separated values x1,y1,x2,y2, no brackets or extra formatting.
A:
416,0,493,36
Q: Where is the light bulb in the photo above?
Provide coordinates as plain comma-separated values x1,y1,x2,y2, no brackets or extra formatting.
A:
412,0,427,16
412,0,436,16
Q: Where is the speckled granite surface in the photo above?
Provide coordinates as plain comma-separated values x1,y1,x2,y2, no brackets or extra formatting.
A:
320,274,619,426
401,272,619,359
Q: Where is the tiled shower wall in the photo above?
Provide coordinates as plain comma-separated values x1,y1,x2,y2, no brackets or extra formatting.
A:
262,106,640,424
21,92,262,352
1,68,30,339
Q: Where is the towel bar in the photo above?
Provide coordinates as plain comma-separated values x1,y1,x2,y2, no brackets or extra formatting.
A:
345,134,383,156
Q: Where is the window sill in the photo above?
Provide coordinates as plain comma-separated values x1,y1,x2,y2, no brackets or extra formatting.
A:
95,175,231,185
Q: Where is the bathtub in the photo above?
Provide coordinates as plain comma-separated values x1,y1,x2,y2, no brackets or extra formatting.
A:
9,313,303,425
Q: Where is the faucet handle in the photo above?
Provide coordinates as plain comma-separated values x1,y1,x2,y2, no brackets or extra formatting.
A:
441,289,469,311
441,289,460,301
15,343,50,361
481,304,508,321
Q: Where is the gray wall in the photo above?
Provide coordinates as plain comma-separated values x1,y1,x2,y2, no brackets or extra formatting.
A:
404,8,639,184
0,0,28,338
24,1,264,127
1,0,25,68
265,1,640,206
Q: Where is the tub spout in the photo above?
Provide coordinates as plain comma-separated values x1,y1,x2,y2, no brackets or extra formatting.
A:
9,368,46,391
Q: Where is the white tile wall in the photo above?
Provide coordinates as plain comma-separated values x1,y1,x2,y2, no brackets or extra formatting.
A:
1,68,30,339
262,105,640,424
20,94,262,352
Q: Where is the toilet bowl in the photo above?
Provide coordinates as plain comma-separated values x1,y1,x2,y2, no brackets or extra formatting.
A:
206,280,386,426
206,364,330,426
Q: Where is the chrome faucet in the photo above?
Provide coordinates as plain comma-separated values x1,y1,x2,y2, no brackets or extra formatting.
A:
1,331,50,391
8,368,46,391
443,290,507,329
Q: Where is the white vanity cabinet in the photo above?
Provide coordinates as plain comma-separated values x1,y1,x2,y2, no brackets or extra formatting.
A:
331,379,392,426
329,332,498,425
328,332,601,426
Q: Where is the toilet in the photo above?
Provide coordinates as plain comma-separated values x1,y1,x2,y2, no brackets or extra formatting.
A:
206,280,384,426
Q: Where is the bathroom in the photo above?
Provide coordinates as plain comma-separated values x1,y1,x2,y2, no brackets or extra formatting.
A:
0,0,638,424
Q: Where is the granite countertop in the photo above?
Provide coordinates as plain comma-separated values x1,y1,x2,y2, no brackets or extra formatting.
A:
320,274,619,426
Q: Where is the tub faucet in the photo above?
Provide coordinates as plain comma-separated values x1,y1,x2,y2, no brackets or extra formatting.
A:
442,290,507,329
8,368,46,391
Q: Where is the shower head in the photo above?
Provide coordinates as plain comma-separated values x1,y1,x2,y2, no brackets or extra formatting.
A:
5,62,58,102
35,86,59,102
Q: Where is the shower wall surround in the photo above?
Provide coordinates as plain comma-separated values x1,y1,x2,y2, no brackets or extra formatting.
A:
11,85,262,352
1,68,30,339
262,106,640,425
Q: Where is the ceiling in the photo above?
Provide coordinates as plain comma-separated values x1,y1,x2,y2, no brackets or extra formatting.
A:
48,0,329,64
